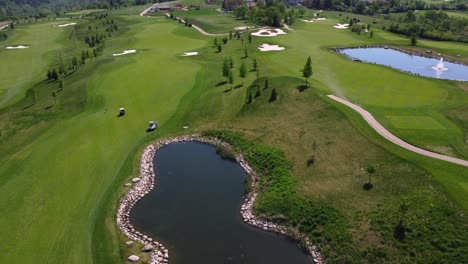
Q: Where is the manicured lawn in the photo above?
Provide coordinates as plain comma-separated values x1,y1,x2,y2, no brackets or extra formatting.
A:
66,9,106,16
0,21,77,108
172,7,253,33
0,17,206,263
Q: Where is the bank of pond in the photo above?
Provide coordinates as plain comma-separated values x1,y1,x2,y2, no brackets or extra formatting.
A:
130,141,313,263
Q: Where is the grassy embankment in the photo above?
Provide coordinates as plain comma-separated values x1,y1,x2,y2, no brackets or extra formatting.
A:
0,4,467,264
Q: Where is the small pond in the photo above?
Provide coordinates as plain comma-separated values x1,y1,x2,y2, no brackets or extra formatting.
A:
340,47,468,81
131,142,312,264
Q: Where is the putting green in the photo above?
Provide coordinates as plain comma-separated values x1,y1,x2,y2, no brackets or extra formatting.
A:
387,115,447,130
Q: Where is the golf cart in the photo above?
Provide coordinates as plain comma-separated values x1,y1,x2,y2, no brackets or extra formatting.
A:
148,121,158,131
119,107,125,117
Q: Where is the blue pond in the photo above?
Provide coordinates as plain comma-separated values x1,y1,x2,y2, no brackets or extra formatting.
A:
340,48,468,81
131,142,312,264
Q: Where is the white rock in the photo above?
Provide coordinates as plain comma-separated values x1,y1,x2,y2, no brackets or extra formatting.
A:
132,178,141,183
128,255,140,262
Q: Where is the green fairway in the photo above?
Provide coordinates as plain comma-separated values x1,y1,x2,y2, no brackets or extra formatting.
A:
0,5,467,264
66,9,106,16
0,21,77,108
0,17,206,263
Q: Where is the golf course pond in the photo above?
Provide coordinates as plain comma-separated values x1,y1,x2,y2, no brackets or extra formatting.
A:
130,141,313,264
340,47,468,81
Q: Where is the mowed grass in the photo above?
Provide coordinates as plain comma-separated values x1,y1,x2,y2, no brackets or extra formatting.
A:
0,21,78,108
66,9,106,16
0,17,206,264
173,7,252,33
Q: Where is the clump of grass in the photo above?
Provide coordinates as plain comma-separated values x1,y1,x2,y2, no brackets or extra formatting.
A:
215,145,236,161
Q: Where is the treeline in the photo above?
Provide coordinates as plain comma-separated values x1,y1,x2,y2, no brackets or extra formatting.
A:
232,1,298,27
388,10,468,42
0,0,161,20
0,22,14,42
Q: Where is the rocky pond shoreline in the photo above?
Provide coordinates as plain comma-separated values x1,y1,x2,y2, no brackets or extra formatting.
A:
116,135,325,263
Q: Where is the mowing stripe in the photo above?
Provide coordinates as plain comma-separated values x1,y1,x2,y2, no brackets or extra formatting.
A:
328,95,468,167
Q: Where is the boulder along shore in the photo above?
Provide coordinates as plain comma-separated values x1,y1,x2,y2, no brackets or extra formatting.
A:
116,135,325,264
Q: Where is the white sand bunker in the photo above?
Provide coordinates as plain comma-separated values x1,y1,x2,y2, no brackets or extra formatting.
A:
113,50,137,56
334,23,349,29
302,19,314,23
234,26,254,31
57,23,77,27
258,43,285,52
302,18,326,23
182,52,198,56
251,28,286,37
314,18,327,21
6,45,29,49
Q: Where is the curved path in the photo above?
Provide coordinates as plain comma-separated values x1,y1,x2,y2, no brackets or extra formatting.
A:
328,95,468,167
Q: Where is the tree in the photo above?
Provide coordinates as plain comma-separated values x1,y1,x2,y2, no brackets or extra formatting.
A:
244,46,248,58
247,92,253,104
58,80,64,90
51,69,59,81
217,44,222,53
213,37,218,46
222,58,230,81
9,22,14,30
229,56,234,69
228,69,234,89
269,88,277,102
364,164,376,190
264,79,269,89
229,31,233,39
254,89,261,98
302,56,312,86
72,56,78,68
81,50,87,64
410,34,417,46
239,62,246,78
248,33,252,44
252,58,257,71
394,196,409,241
222,37,228,44
47,69,52,80
369,29,374,38
52,91,57,104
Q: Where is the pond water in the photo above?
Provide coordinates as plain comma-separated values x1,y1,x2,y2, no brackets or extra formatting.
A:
340,47,468,81
131,142,312,264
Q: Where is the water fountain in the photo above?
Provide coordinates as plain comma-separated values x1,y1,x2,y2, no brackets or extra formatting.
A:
432,57,448,71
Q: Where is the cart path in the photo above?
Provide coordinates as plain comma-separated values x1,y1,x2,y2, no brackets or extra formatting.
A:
328,95,468,167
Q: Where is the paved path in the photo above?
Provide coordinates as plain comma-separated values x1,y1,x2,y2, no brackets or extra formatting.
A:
140,4,158,16
328,95,468,167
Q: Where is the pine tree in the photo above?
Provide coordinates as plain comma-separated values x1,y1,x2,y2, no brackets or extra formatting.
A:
269,88,278,102
252,58,257,71
222,58,230,81
247,92,253,104
229,57,234,69
239,62,246,78
248,33,252,44
244,46,248,58
302,56,313,86
264,79,269,89
217,44,222,53
47,69,52,80
254,89,261,98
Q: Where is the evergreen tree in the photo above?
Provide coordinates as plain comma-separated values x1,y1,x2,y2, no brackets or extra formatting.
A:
254,89,261,98
228,69,234,89
239,62,246,78
269,88,277,102
222,58,230,80
217,44,222,53
229,56,234,69
229,31,233,39
47,69,52,80
244,46,248,58
51,69,59,80
302,56,313,86
72,56,78,68
248,33,252,44
247,92,253,104
264,79,269,89
214,38,218,46
58,80,64,90
252,58,257,71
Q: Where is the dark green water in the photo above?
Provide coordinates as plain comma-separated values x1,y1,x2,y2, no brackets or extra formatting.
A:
131,142,312,264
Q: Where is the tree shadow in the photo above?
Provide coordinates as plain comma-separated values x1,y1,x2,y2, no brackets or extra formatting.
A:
394,223,406,241
216,81,227,87
362,183,373,190
234,84,243,89
307,158,314,167
223,88,232,93
44,105,54,110
297,85,309,92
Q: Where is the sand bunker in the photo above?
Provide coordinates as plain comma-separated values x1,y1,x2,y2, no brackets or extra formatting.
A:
333,23,349,29
182,52,198,56
302,19,314,23
113,50,137,56
234,26,254,31
302,18,326,23
258,43,285,52
6,45,29,49
57,23,77,27
251,29,286,37
314,18,326,21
